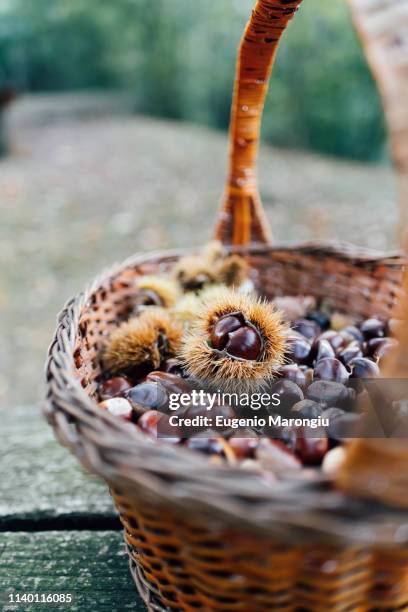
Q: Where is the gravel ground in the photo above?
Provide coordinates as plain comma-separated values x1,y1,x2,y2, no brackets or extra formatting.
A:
0,94,398,408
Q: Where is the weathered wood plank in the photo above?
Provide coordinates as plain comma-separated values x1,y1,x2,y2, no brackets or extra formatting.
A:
0,406,116,527
0,531,145,611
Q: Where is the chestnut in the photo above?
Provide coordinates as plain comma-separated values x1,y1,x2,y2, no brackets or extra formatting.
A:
138,410,182,444
291,399,323,419
341,325,364,344
156,414,184,444
338,342,363,366
98,397,133,420
210,312,263,360
102,309,182,375
306,381,350,408
312,338,335,363
313,358,349,385
295,426,329,465
229,429,259,459
318,331,345,353
292,318,320,340
349,357,380,379
349,357,380,394
278,364,306,387
134,276,179,309
266,420,298,450
375,341,397,365
367,337,397,361
146,371,192,394
161,358,186,377
271,380,304,415
180,292,287,392
323,407,346,422
330,312,355,331
99,376,132,400
327,413,363,441
388,318,403,337
360,318,385,340
124,382,168,416
285,336,311,365
137,410,163,436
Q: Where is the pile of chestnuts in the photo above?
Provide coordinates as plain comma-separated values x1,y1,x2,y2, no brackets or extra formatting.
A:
96,244,400,482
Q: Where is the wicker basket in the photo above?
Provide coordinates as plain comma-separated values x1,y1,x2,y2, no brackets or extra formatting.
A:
45,1,408,610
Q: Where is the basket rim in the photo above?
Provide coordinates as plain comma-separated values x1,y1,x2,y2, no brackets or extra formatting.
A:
45,241,408,547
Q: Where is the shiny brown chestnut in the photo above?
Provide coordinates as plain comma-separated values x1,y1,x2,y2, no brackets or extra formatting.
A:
161,358,186,377
295,426,329,465
124,382,168,416
137,410,163,436
360,318,385,340
138,410,183,444
375,341,398,365
278,364,306,387
292,318,320,340
99,376,132,400
146,371,192,394
306,380,351,408
271,380,304,414
338,342,363,366
157,414,184,444
285,335,311,365
313,358,349,385
323,407,346,424
210,312,263,361
311,338,335,364
341,325,364,344
349,357,380,379
367,337,397,359
318,331,345,353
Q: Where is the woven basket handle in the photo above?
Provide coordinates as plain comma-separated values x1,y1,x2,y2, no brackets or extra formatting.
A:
214,0,303,246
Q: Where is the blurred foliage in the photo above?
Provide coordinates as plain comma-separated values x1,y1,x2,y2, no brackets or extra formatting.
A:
0,0,386,160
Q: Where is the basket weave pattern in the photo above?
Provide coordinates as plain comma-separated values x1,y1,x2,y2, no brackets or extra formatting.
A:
122,505,408,611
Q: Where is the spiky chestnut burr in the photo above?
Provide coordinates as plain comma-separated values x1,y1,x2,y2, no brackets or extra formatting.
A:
171,283,249,330
171,283,253,330
171,293,203,328
102,309,182,376
172,242,249,292
179,289,287,392
134,275,179,309
217,254,249,288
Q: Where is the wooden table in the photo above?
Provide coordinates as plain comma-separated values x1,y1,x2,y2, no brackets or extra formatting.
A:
0,406,145,611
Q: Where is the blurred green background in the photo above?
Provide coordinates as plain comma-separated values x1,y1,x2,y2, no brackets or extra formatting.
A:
0,0,385,161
